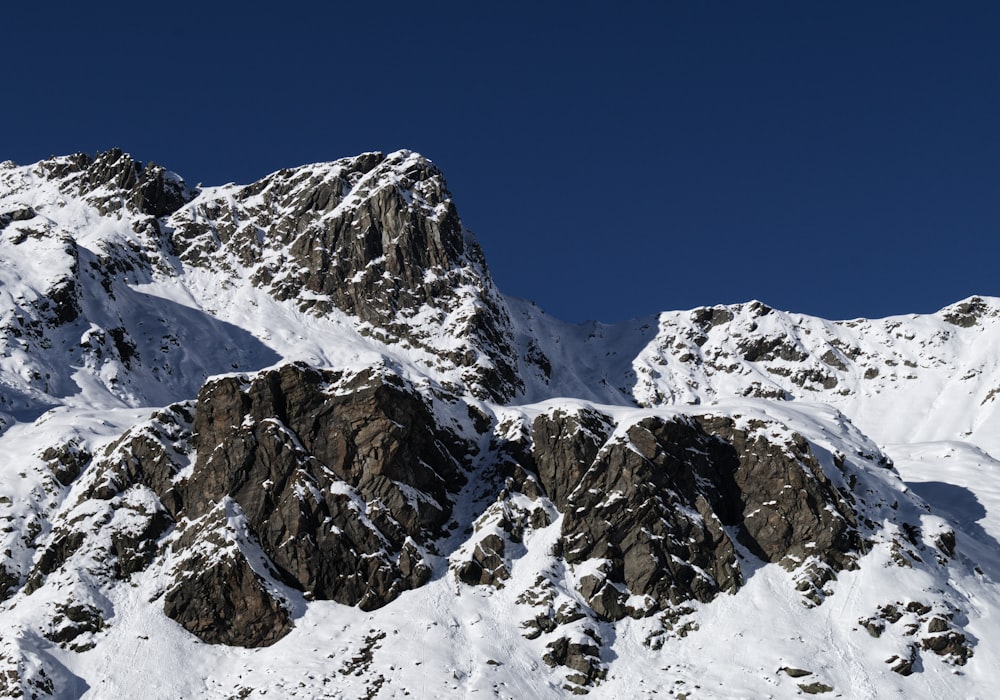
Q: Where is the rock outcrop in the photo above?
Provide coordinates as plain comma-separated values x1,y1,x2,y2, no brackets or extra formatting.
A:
168,150,522,401
471,406,872,635
534,410,743,616
36,148,195,218
21,362,473,647
696,415,863,602
177,363,468,609
156,363,473,640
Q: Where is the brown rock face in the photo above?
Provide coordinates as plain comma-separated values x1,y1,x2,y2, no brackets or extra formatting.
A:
532,410,743,617
524,408,865,620
186,363,465,531
456,533,510,586
38,363,472,647
531,408,614,509
37,148,194,217
696,416,861,570
163,553,292,647
163,362,469,635
543,635,607,687
163,505,293,648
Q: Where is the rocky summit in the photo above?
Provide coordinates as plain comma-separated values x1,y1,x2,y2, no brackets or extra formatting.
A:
0,150,998,699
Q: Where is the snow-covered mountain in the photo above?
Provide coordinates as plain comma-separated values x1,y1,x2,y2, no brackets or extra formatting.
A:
0,149,997,699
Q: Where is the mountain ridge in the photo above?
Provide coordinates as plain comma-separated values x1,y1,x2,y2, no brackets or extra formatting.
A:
0,149,997,698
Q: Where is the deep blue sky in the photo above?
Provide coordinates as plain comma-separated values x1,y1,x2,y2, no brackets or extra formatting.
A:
3,2,998,322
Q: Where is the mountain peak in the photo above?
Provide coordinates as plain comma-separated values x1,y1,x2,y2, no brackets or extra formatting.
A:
0,148,998,699
167,147,521,401
940,294,999,327
31,147,195,218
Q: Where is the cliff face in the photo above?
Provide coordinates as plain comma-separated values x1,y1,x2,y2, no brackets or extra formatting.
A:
168,150,522,401
0,150,993,698
105,363,470,645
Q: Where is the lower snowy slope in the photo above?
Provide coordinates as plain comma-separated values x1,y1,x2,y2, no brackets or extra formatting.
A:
3,388,997,700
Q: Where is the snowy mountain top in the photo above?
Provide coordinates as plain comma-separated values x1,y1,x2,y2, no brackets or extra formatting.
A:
0,148,998,698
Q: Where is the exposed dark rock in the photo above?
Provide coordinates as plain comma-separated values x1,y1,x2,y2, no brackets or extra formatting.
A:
738,335,808,362
168,151,521,401
456,533,509,586
131,162,194,217
44,603,105,650
864,599,974,671
171,363,466,613
110,506,172,580
107,327,139,368
23,529,86,595
543,635,606,687
525,339,552,379
861,618,885,638
943,297,994,327
521,613,558,640
0,652,56,698
531,410,743,616
531,408,614,509
790,368,838,389
186,363,464,527
927,616,949,634
696,416,862,575
921,630,973,663
879,604,903,623
34,363,474,646
38,149,194,218
780,667,812,678
691,306,734,329
798,681,834,694
31,363,471,647
820,348,848,371
0,206,35,229
520,408,867,622
0,563,17,601
44,276,81,326
741,382,789,400
164,543,292,647
85,403,194,514
40,440,93,487
337,629,387,677
888,645,917,676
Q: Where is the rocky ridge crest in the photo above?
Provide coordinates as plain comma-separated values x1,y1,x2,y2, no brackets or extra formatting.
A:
166,149,522,401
